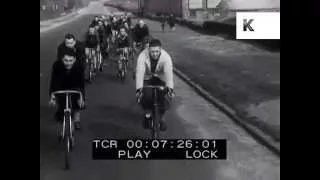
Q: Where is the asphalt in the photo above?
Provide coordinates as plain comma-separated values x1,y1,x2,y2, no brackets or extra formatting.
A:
40,11,280,180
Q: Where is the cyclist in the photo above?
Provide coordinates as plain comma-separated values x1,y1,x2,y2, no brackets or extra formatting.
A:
114,27,130,74
116,27,130,53
111,16,120,32
135,39,175,131
85,26,100,71
133,20,150,48
49,48,85,133
97,20,107,64
110,17,120,43
103,19,112,38
132,20,150,78
125,13,132,27
123,21,130,34
160,14,167,32
115,26,130,60
57,33,86,69
103,19,113,61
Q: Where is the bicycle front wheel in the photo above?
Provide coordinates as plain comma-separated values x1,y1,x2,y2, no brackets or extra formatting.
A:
64,115,72,170
151,107,160,139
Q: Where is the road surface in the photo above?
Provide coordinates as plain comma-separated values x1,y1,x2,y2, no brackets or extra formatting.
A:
40,6,280,180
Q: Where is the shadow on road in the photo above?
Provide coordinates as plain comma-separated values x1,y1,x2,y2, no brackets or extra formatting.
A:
40,105,61,154
84,104,146,138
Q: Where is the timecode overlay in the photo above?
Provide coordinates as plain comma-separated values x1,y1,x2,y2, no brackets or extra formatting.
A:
92,139,227,160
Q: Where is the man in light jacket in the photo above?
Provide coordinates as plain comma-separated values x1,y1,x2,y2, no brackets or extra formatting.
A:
135,39,175,131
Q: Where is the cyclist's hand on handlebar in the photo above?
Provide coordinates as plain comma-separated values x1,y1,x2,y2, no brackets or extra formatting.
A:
136,88,143,103
49,95,56,107
166,87,175,99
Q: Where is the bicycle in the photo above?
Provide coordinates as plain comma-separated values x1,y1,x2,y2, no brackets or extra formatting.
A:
86,48,97,82
51,90,84,170
161,21,166,33
137,75,166,139
96,46,103,73
116,48,129,83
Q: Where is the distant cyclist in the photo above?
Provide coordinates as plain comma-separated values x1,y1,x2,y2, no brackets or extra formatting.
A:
116,27,130,53
114,27,130,74
132,20,150,77
90,16,100,27
97,21,107,59
168,13,176,31
133,20,150,48
135,39,175,131
85,26,100,70
160,14,167,32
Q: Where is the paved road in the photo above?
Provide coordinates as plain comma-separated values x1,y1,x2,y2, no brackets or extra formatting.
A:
40,12,280,180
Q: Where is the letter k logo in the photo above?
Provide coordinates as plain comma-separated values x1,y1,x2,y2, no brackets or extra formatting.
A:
243,19,254,31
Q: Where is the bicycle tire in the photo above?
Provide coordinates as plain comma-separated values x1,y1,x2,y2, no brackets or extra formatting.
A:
90,58,96,82
121,70,125,83
64,115,71,170
122,60,127,83
86,57,93,82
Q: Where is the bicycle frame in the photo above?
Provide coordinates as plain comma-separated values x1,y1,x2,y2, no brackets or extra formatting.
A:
117,48,128,81
142,85,165,139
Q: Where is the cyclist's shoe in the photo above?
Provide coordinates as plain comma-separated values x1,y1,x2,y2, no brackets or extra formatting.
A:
75,121,81,130
160,121,167,131
143,113,152,129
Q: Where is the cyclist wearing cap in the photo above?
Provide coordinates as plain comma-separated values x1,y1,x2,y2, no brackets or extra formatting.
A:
97,21,107,50
49,48,86,132
135,39,175,131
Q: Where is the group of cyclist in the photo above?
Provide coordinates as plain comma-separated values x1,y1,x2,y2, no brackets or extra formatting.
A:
49,12,175,140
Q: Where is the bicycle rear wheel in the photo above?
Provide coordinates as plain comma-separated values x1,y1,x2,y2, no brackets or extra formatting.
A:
121,60,127,83
89,59,96,82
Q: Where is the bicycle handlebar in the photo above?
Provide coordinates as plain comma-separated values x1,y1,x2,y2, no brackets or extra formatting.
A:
51,90,83,100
